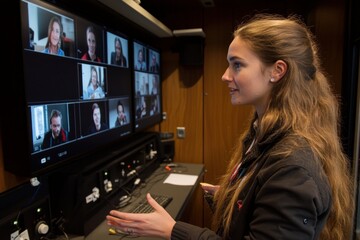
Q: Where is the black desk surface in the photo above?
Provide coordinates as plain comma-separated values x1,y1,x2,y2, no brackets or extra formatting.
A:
69,162,204,240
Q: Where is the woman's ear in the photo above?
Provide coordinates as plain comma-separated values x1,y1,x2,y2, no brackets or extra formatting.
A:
270,60,287,82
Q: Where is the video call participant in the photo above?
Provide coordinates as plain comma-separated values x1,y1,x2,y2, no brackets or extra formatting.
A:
115,100,127,126
111,37,127,67
86,66,105,99
149,97,158,116
29,27,35,50
82,25,101,62
149,52,159,73
41,109,68,149
136,97,147,119
42,16,64,56
135,48,146,71
88,103,108,134
151,75,159,95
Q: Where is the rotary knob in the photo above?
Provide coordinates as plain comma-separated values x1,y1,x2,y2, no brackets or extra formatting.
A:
36,221,49,235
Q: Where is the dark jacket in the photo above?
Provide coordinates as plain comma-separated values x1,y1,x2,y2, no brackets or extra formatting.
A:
41,128,68,150
110,52,127,67
172,127,331,240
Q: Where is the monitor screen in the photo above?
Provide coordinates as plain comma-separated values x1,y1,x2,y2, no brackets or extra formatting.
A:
106,31,129,68
2,0,133,176
133,40,162,132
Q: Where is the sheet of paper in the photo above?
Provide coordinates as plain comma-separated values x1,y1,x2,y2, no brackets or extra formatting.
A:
163,173,198,186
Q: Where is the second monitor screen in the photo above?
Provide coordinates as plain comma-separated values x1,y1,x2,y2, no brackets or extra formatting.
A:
133,41,162,131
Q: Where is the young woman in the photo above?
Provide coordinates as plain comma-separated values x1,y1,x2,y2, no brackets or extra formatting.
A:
106,14,354,239
43,16,64,56
111,37,127,67
86,66,104,99
81,25,101,62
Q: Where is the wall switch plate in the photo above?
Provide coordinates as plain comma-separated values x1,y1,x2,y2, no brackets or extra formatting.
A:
176,127,185,139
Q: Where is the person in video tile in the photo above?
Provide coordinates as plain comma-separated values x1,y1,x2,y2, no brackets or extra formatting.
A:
42,16,64,56
151,75,159,95
115,100,127,126
150,97,158,116
111,37,127,67
41,109,68,149
29,27,35,50
86,66,105,99
81,25,101,62
88,103,108,134
149,52,159,73
136,96,147,119
135,48,146,71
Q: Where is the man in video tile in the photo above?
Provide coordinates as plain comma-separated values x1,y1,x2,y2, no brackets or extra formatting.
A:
41,109,68,149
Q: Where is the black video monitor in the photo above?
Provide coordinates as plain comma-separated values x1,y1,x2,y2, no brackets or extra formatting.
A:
133,40,162,132
2,0,133,176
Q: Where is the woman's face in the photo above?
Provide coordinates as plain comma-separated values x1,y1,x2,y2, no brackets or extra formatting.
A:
222,36,273,114
93,107,101,127
117,105,124,114
91,69,97,86
50,21,61,47
87,31,96,56
138,50,143,62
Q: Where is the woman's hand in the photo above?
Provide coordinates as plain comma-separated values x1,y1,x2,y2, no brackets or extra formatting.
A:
200,182,220,195
106,193,176,239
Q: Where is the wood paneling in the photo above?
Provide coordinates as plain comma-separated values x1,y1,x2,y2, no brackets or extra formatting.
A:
202,7,254,228
160,42,205,226
308,2,345,96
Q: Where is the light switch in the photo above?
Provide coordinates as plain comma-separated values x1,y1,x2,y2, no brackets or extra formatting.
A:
176,127,185,139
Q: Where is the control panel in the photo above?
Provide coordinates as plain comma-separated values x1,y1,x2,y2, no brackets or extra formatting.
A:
0,188,51,240
48,132,161,236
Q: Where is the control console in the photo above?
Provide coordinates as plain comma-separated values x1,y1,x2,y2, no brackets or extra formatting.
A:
0,179,51,240
48,132,161,236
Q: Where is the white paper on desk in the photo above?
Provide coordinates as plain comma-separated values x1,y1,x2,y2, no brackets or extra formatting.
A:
163,173,198,186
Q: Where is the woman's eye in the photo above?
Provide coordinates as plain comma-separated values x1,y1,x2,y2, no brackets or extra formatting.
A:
232,62,241,71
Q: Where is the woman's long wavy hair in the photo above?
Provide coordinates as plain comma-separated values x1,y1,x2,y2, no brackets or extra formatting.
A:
45,16,63,50
212,14,354,239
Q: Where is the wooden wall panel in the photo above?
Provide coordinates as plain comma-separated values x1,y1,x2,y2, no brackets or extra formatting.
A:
160,44,205,226
201,7,255,229
308,2,345,96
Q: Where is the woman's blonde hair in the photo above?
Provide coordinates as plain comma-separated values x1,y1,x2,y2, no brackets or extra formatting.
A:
212,14,354,239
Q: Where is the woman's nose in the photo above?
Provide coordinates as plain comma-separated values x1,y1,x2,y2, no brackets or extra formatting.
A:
221,68,231,82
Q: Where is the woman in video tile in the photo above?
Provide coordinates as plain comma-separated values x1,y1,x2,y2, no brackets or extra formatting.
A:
111,37,127,67
42,16,64,56
81,25,101,62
